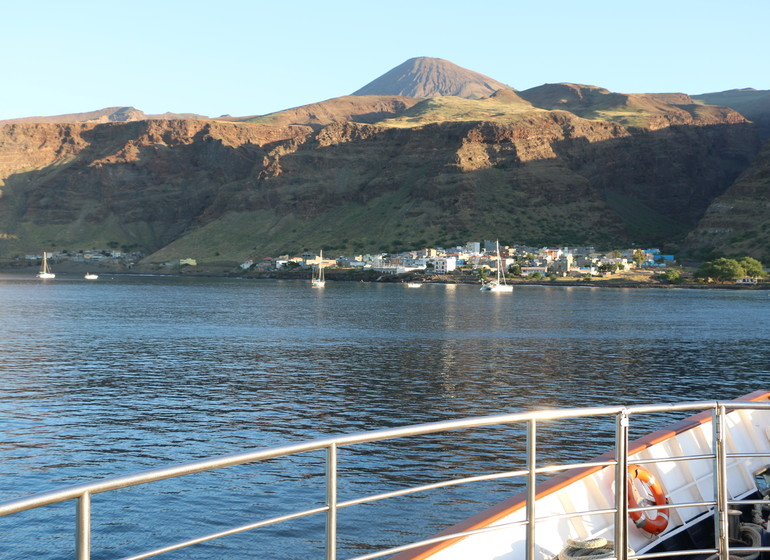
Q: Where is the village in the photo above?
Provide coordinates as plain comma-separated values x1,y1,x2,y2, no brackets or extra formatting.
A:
238,241,676,279
13,243,676,279
18,242,768,286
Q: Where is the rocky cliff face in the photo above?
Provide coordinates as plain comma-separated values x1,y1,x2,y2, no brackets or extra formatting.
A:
682,137,770,261
0,102,761,264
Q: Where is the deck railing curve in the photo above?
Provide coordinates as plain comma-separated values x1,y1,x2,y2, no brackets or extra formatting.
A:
3,399,770,560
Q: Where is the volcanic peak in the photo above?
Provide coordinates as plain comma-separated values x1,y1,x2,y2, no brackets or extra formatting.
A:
352,56,510,99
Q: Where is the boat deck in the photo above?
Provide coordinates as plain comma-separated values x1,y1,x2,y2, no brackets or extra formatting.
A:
2,392,770,559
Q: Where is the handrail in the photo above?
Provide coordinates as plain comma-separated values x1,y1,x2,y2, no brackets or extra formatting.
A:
2,399,770,559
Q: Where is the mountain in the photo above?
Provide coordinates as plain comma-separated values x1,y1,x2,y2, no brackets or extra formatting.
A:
518,84,747,129
693,89,770,140
0,58,765,270
0,107,210,125
352,57,511,99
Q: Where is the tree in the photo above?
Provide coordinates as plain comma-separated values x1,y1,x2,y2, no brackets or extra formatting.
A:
598,262,619,274
632,249,646,267
737,256,764,278
695,258,745,282
661,269,683,284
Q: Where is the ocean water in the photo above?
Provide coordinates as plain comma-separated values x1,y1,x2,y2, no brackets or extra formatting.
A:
1,274,768,559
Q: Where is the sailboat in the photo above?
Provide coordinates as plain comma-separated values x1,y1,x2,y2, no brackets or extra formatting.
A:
36,252,55,279
311,250,326,288
480,241,512,292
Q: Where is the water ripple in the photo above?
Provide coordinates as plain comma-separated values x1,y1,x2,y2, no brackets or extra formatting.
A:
1,276,769,558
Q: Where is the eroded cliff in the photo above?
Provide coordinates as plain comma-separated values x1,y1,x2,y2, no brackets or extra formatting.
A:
0,103,761,264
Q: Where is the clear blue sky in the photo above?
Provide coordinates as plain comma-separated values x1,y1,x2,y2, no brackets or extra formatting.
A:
2,0,768,120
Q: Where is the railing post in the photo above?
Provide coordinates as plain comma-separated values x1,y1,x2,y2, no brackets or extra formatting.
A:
713,404,729,560
76,491,91,560
326,442,338,560
614,409,629,560
526,418,536,560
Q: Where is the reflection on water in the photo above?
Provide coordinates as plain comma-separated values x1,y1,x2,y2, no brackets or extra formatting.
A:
1,275,769,558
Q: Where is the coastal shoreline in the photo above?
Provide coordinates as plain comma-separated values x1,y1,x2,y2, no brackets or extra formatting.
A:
2,264,766,291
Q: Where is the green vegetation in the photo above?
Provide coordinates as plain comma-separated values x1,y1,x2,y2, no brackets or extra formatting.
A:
660,269,684,284
694,257,764,282
380,95,541,128
603,191,690,246
597,262,619,274
737,256,764,277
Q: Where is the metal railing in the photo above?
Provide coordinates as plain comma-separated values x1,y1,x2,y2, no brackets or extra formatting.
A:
2,399,770,560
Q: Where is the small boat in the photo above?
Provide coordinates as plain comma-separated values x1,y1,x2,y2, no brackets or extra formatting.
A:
4,392,770,559
480,240,512,292
36,251,55,279
84,273,99,280
311,250,326,288
407,282,422,288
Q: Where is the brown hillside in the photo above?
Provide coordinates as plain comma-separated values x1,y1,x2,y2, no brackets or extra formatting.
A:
519,84,747,129
244,95,422,128
0,104,759,266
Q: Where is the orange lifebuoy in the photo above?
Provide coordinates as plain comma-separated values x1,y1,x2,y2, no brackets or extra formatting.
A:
627,464,669,535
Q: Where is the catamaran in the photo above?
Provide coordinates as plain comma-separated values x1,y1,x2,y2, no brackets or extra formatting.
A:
312,250,326,288
36,251,55,279
480,240,512,292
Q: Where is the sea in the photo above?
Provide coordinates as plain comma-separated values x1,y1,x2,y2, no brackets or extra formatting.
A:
1,273,769,559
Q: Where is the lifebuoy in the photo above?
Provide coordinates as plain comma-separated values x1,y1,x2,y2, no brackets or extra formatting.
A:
627,464,669,535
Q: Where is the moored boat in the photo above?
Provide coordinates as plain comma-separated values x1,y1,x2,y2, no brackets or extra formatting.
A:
312,249,326,288
3,392,770,559
84,273,98,280
480,240,512,292
36,251,55,279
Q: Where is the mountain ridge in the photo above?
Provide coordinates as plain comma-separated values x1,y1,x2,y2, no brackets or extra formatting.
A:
0,106,210,125
0,57,767,268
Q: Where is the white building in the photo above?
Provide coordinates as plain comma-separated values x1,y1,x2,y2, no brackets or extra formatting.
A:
431,257,457,274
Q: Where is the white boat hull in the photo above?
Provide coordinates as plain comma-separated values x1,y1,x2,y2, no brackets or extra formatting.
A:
480,241,512,292
3,393,770,559
394,391,770,560
480,282,513,292
37,251,55,278
311,250,325,287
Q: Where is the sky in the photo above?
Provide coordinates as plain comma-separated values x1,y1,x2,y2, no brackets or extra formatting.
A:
1,0,768,121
